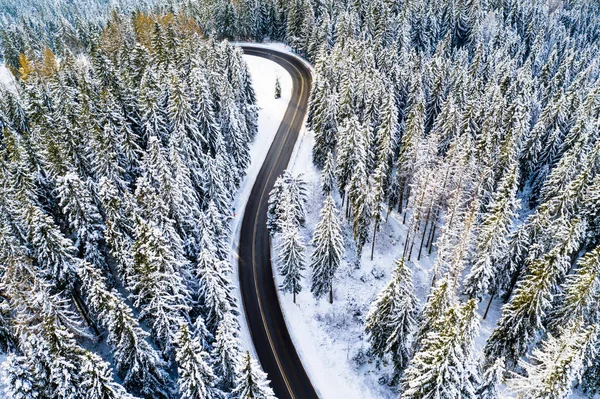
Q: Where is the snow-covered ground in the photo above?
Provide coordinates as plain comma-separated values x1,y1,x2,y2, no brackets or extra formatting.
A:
0,64,17,93
229,49,293,356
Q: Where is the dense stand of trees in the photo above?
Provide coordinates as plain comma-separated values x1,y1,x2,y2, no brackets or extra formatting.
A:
258,0,600,396
3,0,600,397
307,0,600,396
0,9,277,399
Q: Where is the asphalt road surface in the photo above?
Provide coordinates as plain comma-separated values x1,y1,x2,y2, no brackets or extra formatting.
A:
238,46,318,399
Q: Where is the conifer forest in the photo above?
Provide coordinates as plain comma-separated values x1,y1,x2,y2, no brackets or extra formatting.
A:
1,0,600,398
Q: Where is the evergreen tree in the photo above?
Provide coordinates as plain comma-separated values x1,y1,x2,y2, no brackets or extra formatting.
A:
267,171,308,234
175,323,219,399
320,151,336,196
278,216,306,303
400,300,480,399
274,76,281,99
232,351,277,399
196,246,237,334
129,216,191,354
476,357,505,399
211,312,241,391
365,259,418,382
415,276,455,348
77,260,171,399
463,165,520,300
550,246,600,331
484,219,584,368
56,172,107,270
310,195,344,303
509,319,598,399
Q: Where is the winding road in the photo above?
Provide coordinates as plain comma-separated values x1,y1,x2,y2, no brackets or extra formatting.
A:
237,46,318,399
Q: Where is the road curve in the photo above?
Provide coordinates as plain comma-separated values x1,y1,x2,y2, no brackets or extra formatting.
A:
238,46,318,399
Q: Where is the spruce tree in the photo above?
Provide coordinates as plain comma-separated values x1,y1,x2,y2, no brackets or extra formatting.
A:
476,357,505,399
484,219,584,368
129,216,191,354
232,351,277,399
365,259,418,382
320,151,336,196
211,312,241,391
274,76,281,99
175,323,219,399
267,171,308,234
550,246,600,332
278,216,306,303
400,300,480,399
56,172,107,270
310,195,344,303
463,165,520,300
77,260,170,398
509,319,598,399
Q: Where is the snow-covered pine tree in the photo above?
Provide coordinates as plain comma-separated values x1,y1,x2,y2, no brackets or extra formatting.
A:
348,158,372,261
336,116,367,195
211,312,241,391
414,276,456,348
365,258,418,382
476,357,505,399
550,246,600,332
196,246,237,334
267,171,308,234
312,91,339,168
463,164,520,300
78,351,138,399
509,319,598,399
274,76,281,99
394,77,425,215
278,213,306,303
370,162,387,260
56,172,107,271
484,219,585,369
97,177,137,278
175,323,220,399
400,299,480,399
320,151,336,196
232,351,277,399
310,195,344,303
189,66,221,156
77,260,171,398
18,202,78,289
129,216,191,354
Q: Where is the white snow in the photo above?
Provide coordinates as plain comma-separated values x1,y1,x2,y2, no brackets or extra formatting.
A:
0,64,17,93
229,48,293,358
0,353,6,396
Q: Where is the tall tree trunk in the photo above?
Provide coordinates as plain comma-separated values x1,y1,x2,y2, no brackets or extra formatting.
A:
329,285,333,304
427,224,437,255
370,218,379,260
397,186,404,214
417,207,432,261
503,266,522,302
483,291,495,320
407,236,416,262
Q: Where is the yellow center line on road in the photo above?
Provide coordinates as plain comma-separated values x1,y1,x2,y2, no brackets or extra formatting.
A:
248,49,307,399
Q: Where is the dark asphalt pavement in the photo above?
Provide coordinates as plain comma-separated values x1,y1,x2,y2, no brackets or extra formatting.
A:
237,46,318,399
